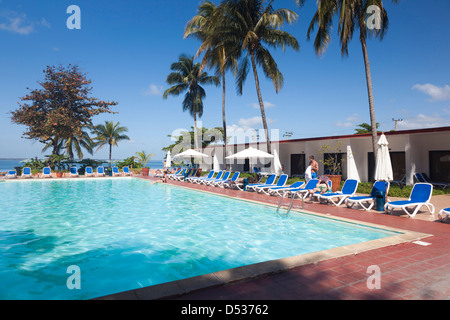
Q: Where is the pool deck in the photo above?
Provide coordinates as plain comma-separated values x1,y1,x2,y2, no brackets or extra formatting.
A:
132,175,450,300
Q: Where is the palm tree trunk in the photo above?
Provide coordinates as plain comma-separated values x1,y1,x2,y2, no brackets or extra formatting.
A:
222,72,230,170
109,143,112,168
250,51,271,155
360,35,378,162
193,109,200,152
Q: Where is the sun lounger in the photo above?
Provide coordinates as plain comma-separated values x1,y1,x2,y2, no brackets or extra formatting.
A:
112,166,121,176
199,171,224,185
122,166,132,176
384,183,435,218
186,170,215,183
268,181,305,197
307,180,333,202
438,207,450,222
282,179,319,200
204,171,231,186
318,179,359,206
6,170,17,179
246,174,277,192
346,181,390,211
214,172,240,188
168,168,183,180
178,169,197,181
96,166,106,177
42,167,52,178
420,173,449,189
255,174,288,195
70,167,79,177
21,167,33,179
391,175,406,186
85,166,95,177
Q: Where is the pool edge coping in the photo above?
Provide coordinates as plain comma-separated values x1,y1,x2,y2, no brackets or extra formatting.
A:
94,178,433,300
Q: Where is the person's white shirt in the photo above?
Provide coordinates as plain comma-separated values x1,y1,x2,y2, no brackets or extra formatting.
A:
305,165,312,182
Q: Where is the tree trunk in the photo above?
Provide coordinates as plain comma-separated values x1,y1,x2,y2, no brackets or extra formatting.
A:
250,52,271,155
360,36,378,162
193,108,199,152
109,143,112,168
222,72,230,170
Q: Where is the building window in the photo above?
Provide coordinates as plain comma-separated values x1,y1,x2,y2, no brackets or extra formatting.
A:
429,151,450,183
368,152,405,182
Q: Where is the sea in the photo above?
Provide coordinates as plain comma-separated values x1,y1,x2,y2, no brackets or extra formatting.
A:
0,159,165,173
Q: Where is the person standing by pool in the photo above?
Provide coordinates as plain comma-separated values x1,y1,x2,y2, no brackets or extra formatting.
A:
309,156,319,179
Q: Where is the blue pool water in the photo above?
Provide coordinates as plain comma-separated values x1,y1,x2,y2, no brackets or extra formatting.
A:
0,178,398,299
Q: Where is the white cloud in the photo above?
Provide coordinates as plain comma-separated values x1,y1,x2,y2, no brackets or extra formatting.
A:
143,84,163,96
335,113,361,128
412,84,450,101
249,101,276,109
397,113,450,130
0,11,50,35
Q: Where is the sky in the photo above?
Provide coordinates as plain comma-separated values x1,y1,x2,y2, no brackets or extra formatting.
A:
0,0,449,160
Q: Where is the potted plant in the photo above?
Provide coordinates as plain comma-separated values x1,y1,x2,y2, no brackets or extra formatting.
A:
319,141,343,192
134,151,155,176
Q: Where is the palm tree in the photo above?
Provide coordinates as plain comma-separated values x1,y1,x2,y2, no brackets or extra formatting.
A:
163,54,220,151
303,0,398,161
91,121,130,167
221,0,299,154
133,151,155,168
185,1,239,169
64,127,94,161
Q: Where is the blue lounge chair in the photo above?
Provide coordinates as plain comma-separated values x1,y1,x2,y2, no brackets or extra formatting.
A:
122,166,132,176
283,179,319,200
384,183,435,218
420,173,449,189
96,166,105,177
216,172,240,188
6,170,17,179
70,167,79,177
85,166,95,177
438,207,450,222
168,168,183,180
21,167,33,179
199,171,224,185
204,171,230,186
187,170,215,183
246,174,277,192
268,181,305,197
112,166,121,176
255,174,288,195
318,179,359,206
346,181,390,211
42,167,52,178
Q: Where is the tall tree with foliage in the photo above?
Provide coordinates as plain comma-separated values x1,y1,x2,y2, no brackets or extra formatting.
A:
355,122,380,134
91,121,130,167
163,54,220,151
302,0,398,161
185,0,240,169
11,64,117,155
221,0,299,154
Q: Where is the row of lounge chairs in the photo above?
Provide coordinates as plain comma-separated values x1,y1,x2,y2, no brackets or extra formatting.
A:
169,169,440,219
4,166,133,178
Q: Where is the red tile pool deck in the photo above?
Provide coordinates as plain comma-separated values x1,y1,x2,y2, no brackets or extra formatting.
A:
137,176,450,300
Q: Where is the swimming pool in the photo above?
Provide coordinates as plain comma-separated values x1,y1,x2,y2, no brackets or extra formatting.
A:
0,178,400,299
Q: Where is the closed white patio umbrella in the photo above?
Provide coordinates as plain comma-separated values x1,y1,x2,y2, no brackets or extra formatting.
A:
270,149,283,176
165,151,171,168
346,145,360,182
374,134,393,182
212,153,220,171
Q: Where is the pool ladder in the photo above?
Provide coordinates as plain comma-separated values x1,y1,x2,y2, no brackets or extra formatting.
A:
276,191,303,214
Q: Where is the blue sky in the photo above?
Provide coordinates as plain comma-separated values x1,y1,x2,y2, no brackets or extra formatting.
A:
0,0,449,160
